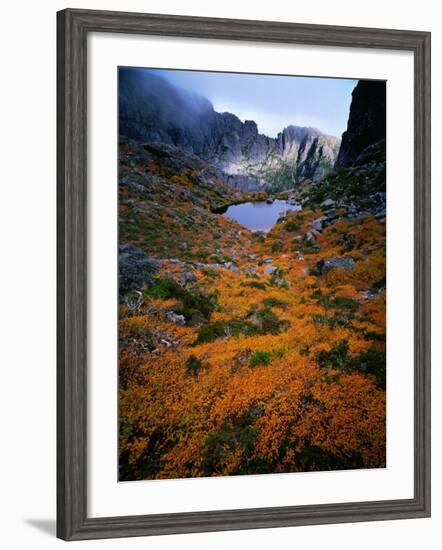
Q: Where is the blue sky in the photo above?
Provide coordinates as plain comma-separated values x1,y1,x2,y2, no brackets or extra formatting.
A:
153,68,357,139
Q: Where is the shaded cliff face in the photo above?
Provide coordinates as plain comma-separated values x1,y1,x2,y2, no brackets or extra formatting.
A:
119,68,339,191
335,80,386,168
298,79,386,220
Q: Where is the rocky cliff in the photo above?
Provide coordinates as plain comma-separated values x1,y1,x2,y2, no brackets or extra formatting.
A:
335,80,386,168
297,79,386,220
119,68,339,192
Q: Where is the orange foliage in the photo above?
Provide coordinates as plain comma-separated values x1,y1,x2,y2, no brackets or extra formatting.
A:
118,147,386,481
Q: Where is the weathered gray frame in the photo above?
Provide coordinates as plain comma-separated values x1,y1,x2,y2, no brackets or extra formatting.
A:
57,8,431,541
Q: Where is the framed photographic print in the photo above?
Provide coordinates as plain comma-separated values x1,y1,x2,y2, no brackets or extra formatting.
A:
57,8,431,541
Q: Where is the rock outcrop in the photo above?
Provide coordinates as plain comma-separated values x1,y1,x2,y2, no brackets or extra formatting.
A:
296,79,386,222
316,257,355,275
119,244,161,293
119,68,339,192
335,80,386,168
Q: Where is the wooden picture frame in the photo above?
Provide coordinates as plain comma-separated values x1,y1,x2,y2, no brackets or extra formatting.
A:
57,8,431,541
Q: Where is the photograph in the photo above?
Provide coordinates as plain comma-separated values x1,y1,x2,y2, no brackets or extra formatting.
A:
0,0,435,546
118,67,387,481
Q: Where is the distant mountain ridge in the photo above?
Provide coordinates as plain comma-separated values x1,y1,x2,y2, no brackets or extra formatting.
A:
119,68,340,191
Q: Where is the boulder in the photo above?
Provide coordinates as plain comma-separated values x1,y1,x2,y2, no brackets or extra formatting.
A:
311,218,324,232
119,244,161,293
326,209,339,221
264,265,278,276
375,208,386,220
166,311,186,325
224,261,240,273
316,256,355,275
304,231,316,244
321,198,336,209
244,265,258,276
181,270,198,284
200,263,224,270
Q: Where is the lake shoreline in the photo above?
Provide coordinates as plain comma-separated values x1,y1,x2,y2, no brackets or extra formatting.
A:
222,198,302,232
211,191,300,213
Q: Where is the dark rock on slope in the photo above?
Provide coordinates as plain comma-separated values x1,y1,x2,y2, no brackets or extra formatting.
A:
335,80,386,168
119,68,339,192
119,244,161,293
316,257,355,275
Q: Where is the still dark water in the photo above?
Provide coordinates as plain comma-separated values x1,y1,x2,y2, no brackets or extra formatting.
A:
224,200,301,231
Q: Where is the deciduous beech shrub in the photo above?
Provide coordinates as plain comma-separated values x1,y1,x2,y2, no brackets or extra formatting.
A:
119,138,386,480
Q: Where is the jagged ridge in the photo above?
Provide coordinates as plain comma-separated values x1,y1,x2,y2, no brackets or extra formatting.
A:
119,68,340,192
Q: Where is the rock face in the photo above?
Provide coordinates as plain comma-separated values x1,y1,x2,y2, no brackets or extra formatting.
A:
335,80,386,168
119,68,339,192
298,79,387,221
119,244,161,293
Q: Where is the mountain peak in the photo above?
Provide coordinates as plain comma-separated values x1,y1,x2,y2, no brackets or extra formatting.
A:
119,69,340,191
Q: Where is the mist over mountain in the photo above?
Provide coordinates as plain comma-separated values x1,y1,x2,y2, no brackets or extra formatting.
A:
119,68,340,191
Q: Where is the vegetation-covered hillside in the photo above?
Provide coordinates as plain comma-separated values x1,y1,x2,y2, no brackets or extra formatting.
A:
118,135,386,480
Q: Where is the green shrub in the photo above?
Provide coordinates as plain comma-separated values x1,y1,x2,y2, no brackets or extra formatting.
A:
300,243,321,255
318,340,351,372
194,305,289,345
298,444,363,471
355,346,386,389
256,307,289,334
363,330,386,343
312,314,349,329
250,350,271,367
262,297,288,309
194,319,261,344
240,280,267,290
202,418,258,475
147,278,182,300
285,219,302,232
317,340,386,388
331,296,360,312
147,278,217,324
186,355,204,376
